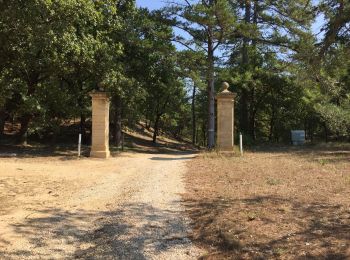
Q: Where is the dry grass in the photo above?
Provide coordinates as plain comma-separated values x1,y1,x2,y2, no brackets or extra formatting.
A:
183,144,350,259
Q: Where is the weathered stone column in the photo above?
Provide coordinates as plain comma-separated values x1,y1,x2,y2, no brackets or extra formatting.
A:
216,82,236,151
90,91,110,158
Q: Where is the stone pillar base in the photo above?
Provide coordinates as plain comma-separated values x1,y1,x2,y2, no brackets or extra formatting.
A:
217,146,235,152
90,150,110,159
218,150,236,156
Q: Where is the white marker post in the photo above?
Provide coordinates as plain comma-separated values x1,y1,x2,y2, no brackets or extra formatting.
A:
78,133,82,157
239,132,243,156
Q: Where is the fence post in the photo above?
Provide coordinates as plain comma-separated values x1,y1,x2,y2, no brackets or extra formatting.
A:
78,133,82,157
240,132,243,156
122,132,124,151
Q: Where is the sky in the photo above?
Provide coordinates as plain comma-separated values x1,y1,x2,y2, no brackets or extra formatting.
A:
136,0,166,10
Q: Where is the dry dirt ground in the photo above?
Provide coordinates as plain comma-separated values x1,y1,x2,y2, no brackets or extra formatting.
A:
184,144,350,259
0,151,205,259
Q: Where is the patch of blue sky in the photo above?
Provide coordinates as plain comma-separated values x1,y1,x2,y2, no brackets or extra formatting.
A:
312,13,326,41
136,0,167,10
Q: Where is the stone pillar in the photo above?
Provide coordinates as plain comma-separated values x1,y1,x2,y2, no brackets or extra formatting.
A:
216,82,236,151
90,91,110,158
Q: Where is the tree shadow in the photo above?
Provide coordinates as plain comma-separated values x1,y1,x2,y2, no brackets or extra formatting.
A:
183,195,350,259
0,203,194,259
0,144,90,160
119,133,197,155
0,133,197,159
251,144,350,165
149,156,194,161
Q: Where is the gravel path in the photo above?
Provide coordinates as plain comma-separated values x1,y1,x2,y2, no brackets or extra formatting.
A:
0,152,205,259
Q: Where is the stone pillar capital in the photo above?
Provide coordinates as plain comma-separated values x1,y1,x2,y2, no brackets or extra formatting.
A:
89,91,110,100
216,82,236,152
216,82,237,100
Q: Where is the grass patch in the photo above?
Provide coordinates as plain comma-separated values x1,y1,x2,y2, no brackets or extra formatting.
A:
266,177,282,186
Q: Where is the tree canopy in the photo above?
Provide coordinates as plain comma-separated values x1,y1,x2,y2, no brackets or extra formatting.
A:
0,0,349,146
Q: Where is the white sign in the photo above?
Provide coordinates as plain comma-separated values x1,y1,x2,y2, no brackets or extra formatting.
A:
291,130,305,145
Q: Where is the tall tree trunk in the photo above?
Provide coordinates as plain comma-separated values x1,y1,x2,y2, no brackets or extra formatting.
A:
0,109,6,139
240,91,249,134
250,0,261,141
253,0,258,41
309,127,314,143
76,81,88,144
17,80,37,144
240,0,251,135
249,110,256,141
192,84,197,145
202,121,207,147
249,87,256,140
269,106,275,142
152,114,161,144
113,95,122,147
196,128,200,146
207,32,215,148
17,114,31,144
324,123,329,142
242,0,251,66
152,96,170,144
80,113,87,144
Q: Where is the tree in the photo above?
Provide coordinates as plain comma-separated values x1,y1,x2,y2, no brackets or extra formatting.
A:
138,11,184,144
166,0,237,148
0,0,127,143
296,0,350,141
177,50,206,144
318,0,350,56
226,0,314,140
313,45,350,139
0,0,349,146
0,0,119,142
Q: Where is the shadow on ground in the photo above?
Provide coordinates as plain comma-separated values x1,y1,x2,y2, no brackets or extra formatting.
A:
149,156,194,161
183,195,350,259
251,143,350,165
0,132,197,159
0,203,192,259
118,132,197,155
0,144,89,160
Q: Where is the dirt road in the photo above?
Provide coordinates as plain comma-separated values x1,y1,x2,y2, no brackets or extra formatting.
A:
0,152,204,259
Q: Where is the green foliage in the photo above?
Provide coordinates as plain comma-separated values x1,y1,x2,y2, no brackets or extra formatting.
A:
0,0,349,145
300,44,350,139
316,103,350,135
